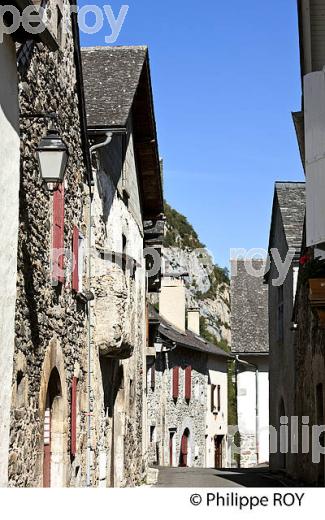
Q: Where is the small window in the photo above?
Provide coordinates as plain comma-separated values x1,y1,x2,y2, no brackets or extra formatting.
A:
16,370,26,409
150,426,156,443
150,365,156,390
217,385,221,412
211,384,216,412
122,234,127,273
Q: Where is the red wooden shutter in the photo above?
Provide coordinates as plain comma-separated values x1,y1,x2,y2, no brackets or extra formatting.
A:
185,366,192,400
72,226,79,292
172,367,179,399
52,183,65,283
71,376,78,457
211,385,215,412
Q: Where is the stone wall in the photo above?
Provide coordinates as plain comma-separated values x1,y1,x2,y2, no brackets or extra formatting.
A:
147,347,208,468
0,34,20,487
294,280,325,486
8,1,89,487
89,116,147,487
268,201,298,476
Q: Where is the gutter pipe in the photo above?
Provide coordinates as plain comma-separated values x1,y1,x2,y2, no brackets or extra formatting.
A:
85,132,113,487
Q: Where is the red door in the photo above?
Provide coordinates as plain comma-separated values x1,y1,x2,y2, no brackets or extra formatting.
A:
214,436,223,469
169,434,173,467
180,433,188,467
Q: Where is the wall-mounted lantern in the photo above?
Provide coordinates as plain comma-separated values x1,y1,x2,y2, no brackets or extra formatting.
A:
36,128,68,186
20,113,68,190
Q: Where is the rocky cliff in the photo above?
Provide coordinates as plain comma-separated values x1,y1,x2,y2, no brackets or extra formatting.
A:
161,203,231,348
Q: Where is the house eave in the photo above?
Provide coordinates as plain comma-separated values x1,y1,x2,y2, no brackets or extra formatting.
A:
3,0,58,50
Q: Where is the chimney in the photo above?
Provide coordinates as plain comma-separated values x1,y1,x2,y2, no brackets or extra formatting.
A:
187,308,200,335
159,277,186,331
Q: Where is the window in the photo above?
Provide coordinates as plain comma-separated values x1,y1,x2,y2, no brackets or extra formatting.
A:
129,379,135,403
211,384,216,412
185,366,192,401
277,285,284,344
122,234,127,273
172,367,179,399
150,425,156,443
150,365,156,390
16,370,26,409
217,385,221,412
52,184,65,284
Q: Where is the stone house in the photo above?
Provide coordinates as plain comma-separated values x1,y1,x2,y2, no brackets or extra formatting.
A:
231,259,269,467
5,0,95,487
81,46,164,487
288,0,325,485
265,182,305,476
0,0,60,487
147,277,231,469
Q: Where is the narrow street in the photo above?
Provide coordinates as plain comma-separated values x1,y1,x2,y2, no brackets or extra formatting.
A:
155,467,289,488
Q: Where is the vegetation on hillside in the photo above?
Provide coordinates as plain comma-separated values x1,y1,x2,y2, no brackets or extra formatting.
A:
199,316,230,352
163,201,205,250
163,201,229,292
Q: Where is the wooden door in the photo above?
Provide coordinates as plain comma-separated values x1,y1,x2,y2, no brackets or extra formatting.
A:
169,434,173,467
180,433,188,467
215,436,223,469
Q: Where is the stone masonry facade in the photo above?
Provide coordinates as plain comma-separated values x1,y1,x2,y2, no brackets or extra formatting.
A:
9,0,90,487
147,347,207,468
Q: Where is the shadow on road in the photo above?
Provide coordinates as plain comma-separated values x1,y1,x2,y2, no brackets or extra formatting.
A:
155,466,298,488
213,467,286,487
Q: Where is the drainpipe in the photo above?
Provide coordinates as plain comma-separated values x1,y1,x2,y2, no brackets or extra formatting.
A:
85,132,113,487
235,356,259,465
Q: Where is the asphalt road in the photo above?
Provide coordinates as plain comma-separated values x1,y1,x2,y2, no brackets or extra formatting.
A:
155,467,289,488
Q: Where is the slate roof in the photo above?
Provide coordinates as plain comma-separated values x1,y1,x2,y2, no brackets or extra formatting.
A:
81,45,164,219
81,46,148,127
149,306,232,359
273,182,306,252
231,260,269,354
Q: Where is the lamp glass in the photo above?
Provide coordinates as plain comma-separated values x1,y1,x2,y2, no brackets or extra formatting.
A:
36,129,68,184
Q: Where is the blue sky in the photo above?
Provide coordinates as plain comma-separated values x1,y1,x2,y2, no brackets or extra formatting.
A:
79,0,304,268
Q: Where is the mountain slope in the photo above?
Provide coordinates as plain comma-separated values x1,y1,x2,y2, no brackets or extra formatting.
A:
162,202,230,348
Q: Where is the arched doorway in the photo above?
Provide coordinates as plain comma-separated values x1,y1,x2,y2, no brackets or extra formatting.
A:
179,428,190,467
43,367,65,487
